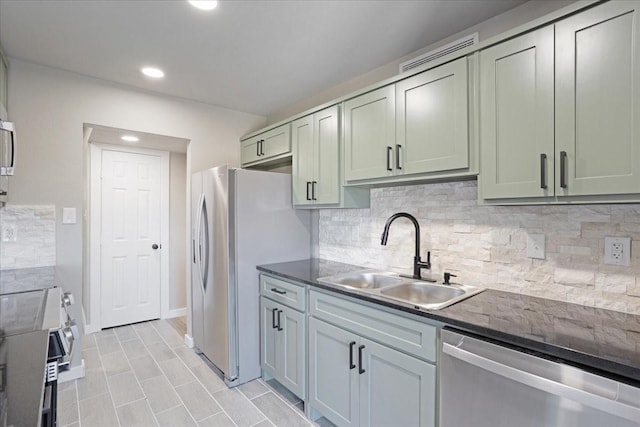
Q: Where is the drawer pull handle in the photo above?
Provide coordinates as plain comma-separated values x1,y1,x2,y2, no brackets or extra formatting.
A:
277,310,283,331
358,345,366,374
271,308,278,329
349,341,356,369
271,288,287,295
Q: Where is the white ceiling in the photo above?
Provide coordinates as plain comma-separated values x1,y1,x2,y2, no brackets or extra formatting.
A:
0,0,527,117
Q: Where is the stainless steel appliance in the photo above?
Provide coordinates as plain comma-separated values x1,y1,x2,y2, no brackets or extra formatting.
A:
440,329,640,426
0,287,67,427
0,119,15,206
191,166,310,386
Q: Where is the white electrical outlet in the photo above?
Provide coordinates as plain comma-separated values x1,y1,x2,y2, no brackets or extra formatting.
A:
527,233,545,259
604,236,631,266
2,224,17,242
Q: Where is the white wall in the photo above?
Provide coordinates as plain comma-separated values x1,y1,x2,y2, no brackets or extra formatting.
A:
170,152,187,311
267,0,575,124
8,59,265,330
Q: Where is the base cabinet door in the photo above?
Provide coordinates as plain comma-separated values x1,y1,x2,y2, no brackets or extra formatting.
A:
279,305,305,399
260,297,279,377
359,338,436,427
261,297,305,399
309,318,359,427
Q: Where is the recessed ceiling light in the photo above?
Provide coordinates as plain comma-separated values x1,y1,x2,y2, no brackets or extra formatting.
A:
188,0,218,11
141,67,165,79
121,135,139,142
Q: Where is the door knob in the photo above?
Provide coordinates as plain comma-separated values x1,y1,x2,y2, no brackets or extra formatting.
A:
152,243,160,250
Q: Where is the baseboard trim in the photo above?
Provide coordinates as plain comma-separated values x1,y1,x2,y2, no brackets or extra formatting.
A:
165,307,187,319
84,323,100,334
184,334,194,348
59,359,86,383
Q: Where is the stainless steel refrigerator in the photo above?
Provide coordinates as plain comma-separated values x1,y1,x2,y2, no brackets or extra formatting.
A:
191,165,311,386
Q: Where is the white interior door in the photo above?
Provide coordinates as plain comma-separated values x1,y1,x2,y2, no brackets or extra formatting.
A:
100,149,162,328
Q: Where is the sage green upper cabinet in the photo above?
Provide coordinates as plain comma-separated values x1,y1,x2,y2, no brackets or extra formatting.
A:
479,26,555,200
396,56,469,175
344,86,396,181
555,0,640,197
292,105,340,206
292,115,315,205
344,58,476,185
480,1,640,202
241,123,291,167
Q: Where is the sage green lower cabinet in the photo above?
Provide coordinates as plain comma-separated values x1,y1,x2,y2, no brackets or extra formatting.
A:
259,296,305,399
308,290,437,427
308,318,359,426
359,337,436,427
308,317,436,427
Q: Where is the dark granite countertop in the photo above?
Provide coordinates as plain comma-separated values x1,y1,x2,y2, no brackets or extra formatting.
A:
258,258,640,385
0,266,56,295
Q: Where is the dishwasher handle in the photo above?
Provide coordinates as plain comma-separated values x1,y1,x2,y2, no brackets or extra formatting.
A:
442,342,640,423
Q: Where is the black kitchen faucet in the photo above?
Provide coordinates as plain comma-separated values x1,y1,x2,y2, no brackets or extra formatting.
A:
380,212,431,279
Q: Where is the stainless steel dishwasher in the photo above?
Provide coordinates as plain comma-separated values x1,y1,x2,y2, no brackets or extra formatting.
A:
440,329,640,427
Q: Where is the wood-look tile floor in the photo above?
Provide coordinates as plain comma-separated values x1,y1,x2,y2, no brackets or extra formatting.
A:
58,317,334,427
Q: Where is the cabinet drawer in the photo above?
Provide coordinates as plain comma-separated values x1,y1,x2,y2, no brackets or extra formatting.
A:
309,290,437,362
260,274,306,311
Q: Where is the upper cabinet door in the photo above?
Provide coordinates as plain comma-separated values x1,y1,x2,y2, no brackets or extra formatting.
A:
291,115,315,205
556,1,640,196
480,26,555,199
314,105,340,205
344,86,396,181
396,57,469,176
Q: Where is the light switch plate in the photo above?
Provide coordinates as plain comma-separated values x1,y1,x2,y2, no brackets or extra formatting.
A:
527,233,545,259
62,207,77,224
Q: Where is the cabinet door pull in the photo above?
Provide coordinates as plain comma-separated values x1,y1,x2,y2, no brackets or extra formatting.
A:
386,146,393,171
256,141,260,157
312,181,317,201
349,341,356,369
260,140,265,156
270,287,287,295
560,151,567,189
271,308,278,329
306,182,311,201
540,153,547,189
396,144,402,170
358,345,365,374
277,310,283,331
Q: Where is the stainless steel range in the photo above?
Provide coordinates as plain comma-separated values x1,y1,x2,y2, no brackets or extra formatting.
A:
0,285,78,427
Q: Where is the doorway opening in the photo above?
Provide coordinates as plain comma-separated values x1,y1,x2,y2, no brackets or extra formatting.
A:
85,124,189,332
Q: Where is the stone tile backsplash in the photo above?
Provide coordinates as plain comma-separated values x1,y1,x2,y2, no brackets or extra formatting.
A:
318,181,640,315
0,205,56,269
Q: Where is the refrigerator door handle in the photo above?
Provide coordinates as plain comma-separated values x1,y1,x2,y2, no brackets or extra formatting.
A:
195,193,207,293
201,195,210,292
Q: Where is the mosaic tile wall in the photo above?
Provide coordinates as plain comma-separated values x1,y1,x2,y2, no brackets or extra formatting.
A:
319,181,640,314
0,205,56,269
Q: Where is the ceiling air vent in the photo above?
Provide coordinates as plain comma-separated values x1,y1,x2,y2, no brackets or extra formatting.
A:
399,33,479,73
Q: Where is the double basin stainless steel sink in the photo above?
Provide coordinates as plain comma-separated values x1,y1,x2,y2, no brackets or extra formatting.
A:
317,270,484,310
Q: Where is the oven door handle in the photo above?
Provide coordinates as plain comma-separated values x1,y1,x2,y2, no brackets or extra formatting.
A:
442,342,640,422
